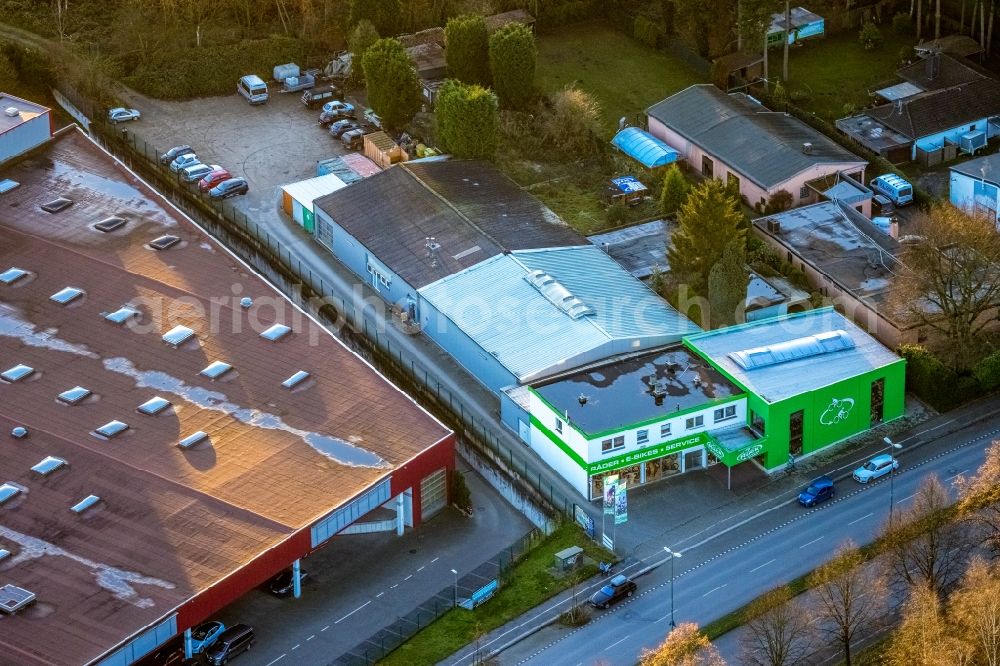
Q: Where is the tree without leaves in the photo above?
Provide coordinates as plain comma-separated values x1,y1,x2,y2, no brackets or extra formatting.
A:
538,86,602,157
957,440,1000,558
639,622,727,666
444,14,490,86
349,0,400,37
807,542,888,666
660,164,690,217
740,585,814,666
667,179,746,294
434,79,499,159
949,557,1000,666
488,22,536,109
708,240,748,328
887,581,972,666
361,38,422,131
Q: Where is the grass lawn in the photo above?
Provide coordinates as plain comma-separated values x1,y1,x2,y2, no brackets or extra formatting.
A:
784,30,917,121
536,20,705,132
379,522,610,666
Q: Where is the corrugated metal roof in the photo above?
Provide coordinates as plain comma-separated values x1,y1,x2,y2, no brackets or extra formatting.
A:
281,172,347,211
419,246,699,382
647,85,865,189
611,127,679,168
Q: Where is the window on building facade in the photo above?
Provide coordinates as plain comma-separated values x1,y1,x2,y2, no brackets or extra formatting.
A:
637,429,649,445
660,423,671,438
800,186,810,199
601,436,625,453
713,405,737,422
555,418,563,435
685,415,704,430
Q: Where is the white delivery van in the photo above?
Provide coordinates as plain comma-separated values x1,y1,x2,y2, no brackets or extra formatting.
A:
869,174,913,206
238,75,269,105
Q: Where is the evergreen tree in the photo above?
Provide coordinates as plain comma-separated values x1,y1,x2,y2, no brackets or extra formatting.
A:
445,14,490,86
488,23,536,109
708,241,748,328
660,164,690,216
361,38,422,131
435,79,499,159
347,20,380,83
667,179,746,293
349,0,401,37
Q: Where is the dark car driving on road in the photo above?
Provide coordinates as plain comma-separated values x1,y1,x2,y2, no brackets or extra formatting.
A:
798,475,835,507
589,574,636,609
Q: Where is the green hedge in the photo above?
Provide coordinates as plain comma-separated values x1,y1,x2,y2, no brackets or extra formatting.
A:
898,344,982,411
633,15,663,48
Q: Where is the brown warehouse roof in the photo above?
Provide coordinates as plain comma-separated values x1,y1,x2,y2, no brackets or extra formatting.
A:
0,129,450,664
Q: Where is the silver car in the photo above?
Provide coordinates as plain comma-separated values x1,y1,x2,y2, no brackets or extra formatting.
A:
852,454,899,483
169,153,199,172
108,107,141,123
181,163,222,183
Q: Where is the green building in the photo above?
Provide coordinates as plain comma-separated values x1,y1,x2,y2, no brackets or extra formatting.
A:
522,308,905,500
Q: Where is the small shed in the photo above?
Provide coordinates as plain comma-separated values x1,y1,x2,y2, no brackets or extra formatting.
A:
281,173,348,233
607,176,649,206
611,127,679,169
364,132,408,170
405,42,447,80
767,7,825,47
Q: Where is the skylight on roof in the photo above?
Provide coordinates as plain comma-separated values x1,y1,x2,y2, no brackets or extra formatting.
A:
261,323,292,341
50,286,84,305
728,330,856,370
282,370,310,389
162,325,195,347
57,386,91,405
0,549,9,562
0,267,28,285
137,396,171,415
523,270,595,319
200,361,233,379
40,197,73,213
0,483,21,506
104,306,140,325
31,456,67,476
150,235,181,251
94,216,127,233
177,431,209,449
94,420,129,439
1,365,34,383
70,495,101,513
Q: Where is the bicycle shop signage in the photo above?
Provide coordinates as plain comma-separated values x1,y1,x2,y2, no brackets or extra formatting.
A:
705,440,766,467
587,432,711,475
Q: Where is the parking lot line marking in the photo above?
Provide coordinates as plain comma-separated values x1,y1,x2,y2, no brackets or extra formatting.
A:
265,656,285,666
405,575,413,581
800,536,824,549
606,636,630,650
335,600,372,624
417,566,425,572
896,493,916,504
702,584,727,597
750,559,776,573
321,625,330,632
848,512,874,526
307,635,315,641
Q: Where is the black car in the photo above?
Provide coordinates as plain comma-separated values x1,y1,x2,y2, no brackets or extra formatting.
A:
302,85,339,108
209,177,249,199
160,145,192,165
319,108,355,126
329,119,360,138
798,475,835,507
269,568,309,596
204,624,255,665
588,574,637,609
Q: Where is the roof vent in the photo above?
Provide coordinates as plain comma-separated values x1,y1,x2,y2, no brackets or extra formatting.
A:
50,286,84,305
137,396,171,415
3,107,19,117
177,431,209,449
578,393,588,405
0,584,37,614
766,219,781,234
282,370,310,389
240,297,253,309
200,360,233,379
11,427,28,439
31,456,67,476
70,495,101,514
57,386,92,405
0,267,29,285
94,420,129,439
162,325,196,347
40,197,73,213
802,142,813,155
104,305,140,325
1,364,34,383
150,235,181,251
260,323,291,341
0,483,22,506
95,216,127,233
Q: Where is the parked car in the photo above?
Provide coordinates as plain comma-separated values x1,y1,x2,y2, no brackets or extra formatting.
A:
322,100,354,116
169,153,199,173
237,74,269,105
362,107,382,129
853,454,899,483
341,127,372,150
798,475,835,507
588,574,637,609
302,85,339,108
199,167,233,192
190,620,226,654
870,174,913,206
160,145,192,165
204,624,255,665
108,107,141,123
209,178,249,199
181,163,221,184
329,119,360,138
269,568,309,596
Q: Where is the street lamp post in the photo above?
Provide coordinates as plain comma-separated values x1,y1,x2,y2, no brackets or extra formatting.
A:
663,546,683,628
451,569,458,608
883,436,903,522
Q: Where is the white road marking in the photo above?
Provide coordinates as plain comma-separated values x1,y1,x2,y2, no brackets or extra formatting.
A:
291,644,300,651
945,469,968,482
306,635,315,641
702,584,727,597
405,574,413,581
390,584,398,589
800,536,824,549
431,557,440,563
896,493,916,504
265,656,286,666
848,512,874,526
321,625,330,632
417,566,425,572
376,592,384,598
335,600,372,624
606,636,630,650
749,559,776,573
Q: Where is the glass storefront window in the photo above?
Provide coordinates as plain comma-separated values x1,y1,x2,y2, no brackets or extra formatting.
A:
662,453,680,476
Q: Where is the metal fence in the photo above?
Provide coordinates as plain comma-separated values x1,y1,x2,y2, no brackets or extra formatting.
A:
80,110,579,527
332,529,544,666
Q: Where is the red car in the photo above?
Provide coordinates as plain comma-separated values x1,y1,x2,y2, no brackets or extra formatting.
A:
199,168,232,192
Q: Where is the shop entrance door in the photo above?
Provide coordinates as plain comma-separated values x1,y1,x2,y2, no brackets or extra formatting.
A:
683,448,704,472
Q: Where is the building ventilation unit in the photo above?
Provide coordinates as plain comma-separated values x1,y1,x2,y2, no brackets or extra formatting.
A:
0,584,36,614
729,330,855,370
523,270,596,320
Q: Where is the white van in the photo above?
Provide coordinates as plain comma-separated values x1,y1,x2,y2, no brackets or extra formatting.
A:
870,174,913,206
238,75,269,105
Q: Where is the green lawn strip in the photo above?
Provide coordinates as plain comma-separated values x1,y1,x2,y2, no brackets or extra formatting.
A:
784,31,917,121
701,573,811,640
379,522,609,665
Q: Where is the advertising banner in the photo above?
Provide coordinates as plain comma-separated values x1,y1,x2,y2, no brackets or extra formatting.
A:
603,475,618,515
614,481,628,525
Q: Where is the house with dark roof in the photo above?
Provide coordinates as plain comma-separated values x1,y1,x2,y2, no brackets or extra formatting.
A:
950,152,1000,223
837,53,1000,164
647,85,869,214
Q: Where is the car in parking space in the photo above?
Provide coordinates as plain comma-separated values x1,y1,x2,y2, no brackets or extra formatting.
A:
204,624,255,665
319,102,355,126
329,119,360,138
181,163,222,183
199,167,233,192
302,85,339,108
588,574,637,609
108,107,141,123
190,620,225,654
169,153,199,172
362,107,382,129
853,453,899,483
798,475,835,507
160,145,193,165
341,127,374,150
209,177,249,199
269,568,309,596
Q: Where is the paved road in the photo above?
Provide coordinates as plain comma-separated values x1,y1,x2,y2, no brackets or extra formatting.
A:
481,413,1000,665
